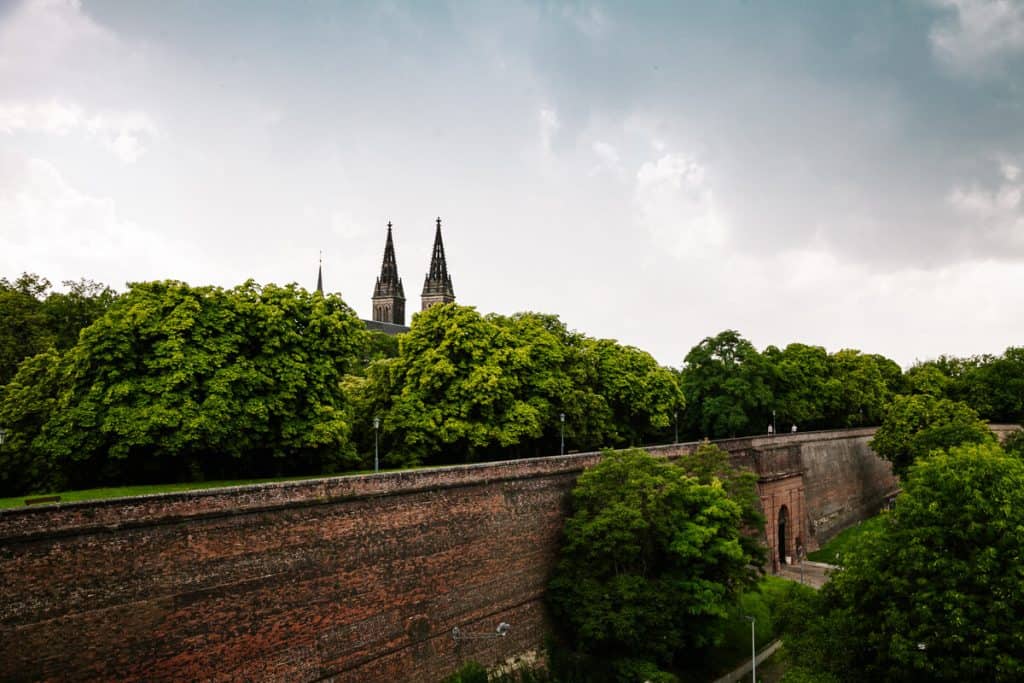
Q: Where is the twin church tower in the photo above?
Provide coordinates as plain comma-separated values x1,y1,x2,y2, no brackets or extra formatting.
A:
318,217,455,328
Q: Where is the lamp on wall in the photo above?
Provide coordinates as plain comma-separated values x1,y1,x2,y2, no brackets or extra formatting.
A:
559,413,565,455
373,417,380,472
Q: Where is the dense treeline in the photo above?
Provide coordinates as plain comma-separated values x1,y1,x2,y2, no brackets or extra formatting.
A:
0,271,1022,496
0,274,117,386
0,280,367,495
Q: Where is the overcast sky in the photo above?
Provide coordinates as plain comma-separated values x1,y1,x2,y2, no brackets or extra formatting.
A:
2,0,1024,368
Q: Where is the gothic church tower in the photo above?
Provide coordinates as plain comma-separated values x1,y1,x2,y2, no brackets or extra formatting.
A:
421,217,455,310
372,222,406,325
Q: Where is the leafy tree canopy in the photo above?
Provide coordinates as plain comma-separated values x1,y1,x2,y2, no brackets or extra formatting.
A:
681,330,771,438
870,394,993,476
822,350,902,428
0,280,367,494
796,442,1024,682
0,273,56,386
680,332,904,440
547,449,759,675
376,305,682,466
906,349,1024,424
677,440,766,574
0,274,118,387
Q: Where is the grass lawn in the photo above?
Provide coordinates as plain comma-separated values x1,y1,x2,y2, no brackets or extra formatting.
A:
806,513,888,564
0,469,396,510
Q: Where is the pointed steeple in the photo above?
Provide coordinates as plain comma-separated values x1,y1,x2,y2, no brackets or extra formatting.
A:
316,251,324,295
421,217,455,311
371,221,406,325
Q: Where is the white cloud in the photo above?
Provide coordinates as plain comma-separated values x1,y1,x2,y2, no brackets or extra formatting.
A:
948,160,1024,251
0,0,118,88
0,101,83,135
0,101,159,163
588,140,627,179
635,153,728,257
927,0,1024,75
591,140,619,166
560,3,610,39
538,107,560,156
0,157,198,285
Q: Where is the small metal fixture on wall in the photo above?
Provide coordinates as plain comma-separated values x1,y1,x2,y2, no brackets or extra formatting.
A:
451,622,511,641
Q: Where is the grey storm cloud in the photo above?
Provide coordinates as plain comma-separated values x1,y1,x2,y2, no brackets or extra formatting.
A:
2,0,1024,368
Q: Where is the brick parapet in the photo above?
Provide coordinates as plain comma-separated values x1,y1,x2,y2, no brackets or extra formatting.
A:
1,425,1016,681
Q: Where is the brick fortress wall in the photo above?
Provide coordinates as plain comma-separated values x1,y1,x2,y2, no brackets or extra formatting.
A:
7,427,1011,682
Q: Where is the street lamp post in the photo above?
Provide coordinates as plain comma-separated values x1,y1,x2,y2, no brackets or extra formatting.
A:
559,413,565,455
373,416,380,473
745,615,756,682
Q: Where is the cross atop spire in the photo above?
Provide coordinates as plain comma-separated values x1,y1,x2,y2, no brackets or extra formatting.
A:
421,216,455,310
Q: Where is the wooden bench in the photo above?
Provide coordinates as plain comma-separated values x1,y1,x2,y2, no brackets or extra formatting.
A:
24,495,61,506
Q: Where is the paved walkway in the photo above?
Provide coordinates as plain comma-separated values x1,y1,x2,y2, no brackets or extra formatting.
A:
776,560,836,589
711,639,782,683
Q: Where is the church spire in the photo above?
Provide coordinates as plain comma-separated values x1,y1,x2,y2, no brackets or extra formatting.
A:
421,216,455,311
371,221,406,325
316,251,323,295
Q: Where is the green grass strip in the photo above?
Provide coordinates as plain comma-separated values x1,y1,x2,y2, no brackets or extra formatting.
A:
0,469,395,510
806,513,888,564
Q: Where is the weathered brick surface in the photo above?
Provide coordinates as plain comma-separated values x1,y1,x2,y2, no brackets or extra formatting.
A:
5,427,1014,681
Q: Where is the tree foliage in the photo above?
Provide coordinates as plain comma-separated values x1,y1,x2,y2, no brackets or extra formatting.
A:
0,280,367,494
680,332,904,440
791,443,1024,681
681,330,771,438
547,449,759,676
870,394,993,476
677,440,766,573
0,273,117,386
906,349,1024,424
375,305,682,466
0,274,56,386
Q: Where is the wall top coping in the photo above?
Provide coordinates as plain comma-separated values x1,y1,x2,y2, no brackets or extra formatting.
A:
2,425,1016,543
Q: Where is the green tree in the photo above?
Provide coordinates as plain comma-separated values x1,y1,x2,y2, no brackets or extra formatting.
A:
0,349,62,495
380,304,549,465
762,343,831,430
376,306,682,466
870,394,993,476
547,449,756,675
0,273,55,386
1003,429,1024,459
967,347,1024,423
1,280,367,493
823,350,902,427
904,362,953,399
798,443,1024,681
582,337,682,448
42,278,118,350
681,330,771,438
677,440,766,574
